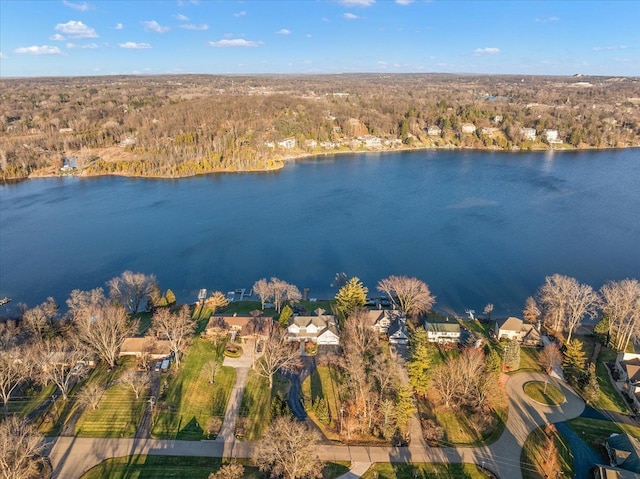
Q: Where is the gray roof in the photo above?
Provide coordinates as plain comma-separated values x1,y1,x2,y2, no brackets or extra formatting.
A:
609,433,640,473
425,322,461,334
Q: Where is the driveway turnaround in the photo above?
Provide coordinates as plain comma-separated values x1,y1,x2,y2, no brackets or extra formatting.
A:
47,371,585,479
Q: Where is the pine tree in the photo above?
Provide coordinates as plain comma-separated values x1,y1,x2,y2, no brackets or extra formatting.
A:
581,366,600,403
502,339,521,371
407,328,432,397
278,305,294,328
563,339,587,386
593,314,611,346
394,385,417,435
485,348,502,376
334,277,368,322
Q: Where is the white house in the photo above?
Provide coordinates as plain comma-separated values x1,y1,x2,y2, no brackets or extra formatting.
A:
425,322,461,344
287,314,340,345
615,352,640,407
365,309,404,335
426,125,442,136
521,127,537,141
278,138,296,149
358,135,382,148
304,139,318,149
460,123,477,134
544,129,561,143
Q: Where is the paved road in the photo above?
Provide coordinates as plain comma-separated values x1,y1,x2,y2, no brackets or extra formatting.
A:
47,371,585,479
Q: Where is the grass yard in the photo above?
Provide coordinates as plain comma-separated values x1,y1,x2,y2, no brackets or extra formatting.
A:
518,347,542,372
237,371,289,440
8,382,57,418
302,365,342,440
151,339,235,440
80,456,349,479
594,350,630,414
521,426,573,479
566,417,640,454
361,462,490,479
523,381,565,406
75,384,146,437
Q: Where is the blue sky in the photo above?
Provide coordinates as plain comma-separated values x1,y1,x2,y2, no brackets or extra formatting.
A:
1,0,638,77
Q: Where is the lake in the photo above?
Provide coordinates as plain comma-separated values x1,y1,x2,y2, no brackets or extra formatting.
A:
1,148,639,317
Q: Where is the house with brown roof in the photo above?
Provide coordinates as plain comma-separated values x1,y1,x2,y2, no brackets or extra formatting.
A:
615,353,640,407
494,317,542,346
203,313,270,342
119,336,171,360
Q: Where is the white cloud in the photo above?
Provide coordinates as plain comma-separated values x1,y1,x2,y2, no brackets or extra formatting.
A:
233,11,246,17
593,44,628,51
395,0,414,4
339,0,374,6
119,42,152,49
377,61,387,65
50,34,66,41
180,24,209,30
55,20,98,39
174,13,189,21
63,0,92,11
142,20,170,33
276,29,291,35
208,38,262,47
115,23,124,30
14,45,63,55
343,13,359,19
306,34,312,38
474,47,501,55
535,16,560,23
66,42,98,49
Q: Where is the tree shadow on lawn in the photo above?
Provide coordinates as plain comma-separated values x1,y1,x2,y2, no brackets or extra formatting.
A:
177,416,204,440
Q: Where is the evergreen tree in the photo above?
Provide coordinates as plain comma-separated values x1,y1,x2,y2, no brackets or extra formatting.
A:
485,348,502,376
334,277,368,322
563,339,587,386
593,314,611,346
165,288,176,305
407,327,432,397
394,385,417,435
278,305,294,328
581,366,600,404
502,339,521,371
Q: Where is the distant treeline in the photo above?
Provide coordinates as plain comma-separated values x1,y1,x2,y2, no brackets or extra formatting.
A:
1,73,639,180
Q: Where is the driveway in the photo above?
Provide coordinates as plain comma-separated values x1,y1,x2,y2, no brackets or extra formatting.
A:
48,371,585,479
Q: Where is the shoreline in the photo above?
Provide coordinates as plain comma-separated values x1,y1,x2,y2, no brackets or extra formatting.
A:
5,142,640,183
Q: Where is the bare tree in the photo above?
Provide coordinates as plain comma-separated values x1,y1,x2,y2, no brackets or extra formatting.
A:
254,324,300,389
341,308,378,358
0,415,46,479
77,382,106,411
107,270,158,314
539,343,563,373
430,360,459,408
205,291,229,314
21,297,58,340
522,296,540,324
72,303,135,368
483,303,494,320
377,275,435,318
0,346,33,417
209,463,244,479
253,416,321,479
204,360,222,384
66,287,107,317
253,278,272,309
601,279,640,351
537,274,600,342
36,337,88,400
271,278,302,314
151,305,196,369
118,369,151,399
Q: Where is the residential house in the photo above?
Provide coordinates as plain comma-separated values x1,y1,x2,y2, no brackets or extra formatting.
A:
460,123,477,134
358,135,382,148
425,322,461,344
492,115,503,124
593,465,640,479
388,316,409,345
119,336,171,360
480,127,500,137
426,125,442,136
278,138,296,149
614,353,640,407
287,314,340,345
365,309,404,335
597,433,640,477
494,317,542,346
304,139,318,149
544,129,561,144
521,127,537,141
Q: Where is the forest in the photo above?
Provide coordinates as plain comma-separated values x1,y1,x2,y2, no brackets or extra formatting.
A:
1,73,639,180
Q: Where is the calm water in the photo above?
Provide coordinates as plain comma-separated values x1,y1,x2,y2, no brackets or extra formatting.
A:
1,149,639,317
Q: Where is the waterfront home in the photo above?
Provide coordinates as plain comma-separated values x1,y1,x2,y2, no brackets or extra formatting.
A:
494,317,542,346
358,135,382,148
544,129,561,143
388,316,409,345
287,314,340,345
204,314,269,342
592,433,640,477
426,125,442,136
278,138,296,149
614,352,640,407
119,336,171,360
365,309,404,335
460,123,477,134
425,321,461,344
521,127,537,141
304,139,318,149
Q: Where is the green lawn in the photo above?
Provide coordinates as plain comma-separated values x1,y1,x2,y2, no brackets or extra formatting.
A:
523,381,565,406
566,417,640,454
80,456,349,479
237,371,288,440
518,347,542,372
75,384,146,437
361,463,490,479
8,382,57,417
521,426,573,479
302,365,342,440
151,339,235,440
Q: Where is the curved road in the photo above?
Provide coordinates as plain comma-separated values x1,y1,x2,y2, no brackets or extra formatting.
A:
46,371,585,479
